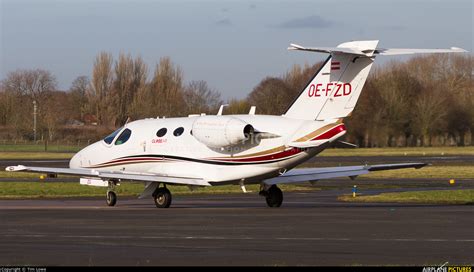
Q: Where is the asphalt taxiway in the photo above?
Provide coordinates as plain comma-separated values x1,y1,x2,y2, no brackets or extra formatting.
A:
1,189,473,266
1,155,473,265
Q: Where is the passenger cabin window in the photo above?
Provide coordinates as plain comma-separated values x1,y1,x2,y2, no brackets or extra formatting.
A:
173,127,184,137
115,128,132,145
156,128,167,137
103,127,123,144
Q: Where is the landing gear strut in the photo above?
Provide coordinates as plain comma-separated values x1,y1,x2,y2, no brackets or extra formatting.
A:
260,184,283,208
153,185,172,208
106,180,118,206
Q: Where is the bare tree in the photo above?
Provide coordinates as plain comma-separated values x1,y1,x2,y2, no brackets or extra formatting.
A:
1,69,57,139
2,69,56,101
90,52,114,126
225,98,250,114
132,57,184,118
42,91,71,141
0,88,13,126
247,77,292,115
446,99,472,146
283,62,322,98
407,54,473,146
70,76,90,120
113,53,134,126
184,80,222,114
375,62,420,146
412,88,448,146
346,73,386,147
112,53,148,126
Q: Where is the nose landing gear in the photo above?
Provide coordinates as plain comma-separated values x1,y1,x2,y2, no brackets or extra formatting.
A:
106,190,117,206
106,180,118,207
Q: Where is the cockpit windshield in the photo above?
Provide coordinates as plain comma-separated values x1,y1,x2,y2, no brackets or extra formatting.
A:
115,129,132,145
103,127,123,144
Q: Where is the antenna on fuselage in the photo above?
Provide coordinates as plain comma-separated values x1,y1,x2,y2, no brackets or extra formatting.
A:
217,104,229,115
248,106,256,115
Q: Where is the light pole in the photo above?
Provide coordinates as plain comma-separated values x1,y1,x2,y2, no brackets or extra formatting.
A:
33,100,37,142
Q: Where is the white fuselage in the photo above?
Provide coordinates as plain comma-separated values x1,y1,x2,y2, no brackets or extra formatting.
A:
69,115,346,185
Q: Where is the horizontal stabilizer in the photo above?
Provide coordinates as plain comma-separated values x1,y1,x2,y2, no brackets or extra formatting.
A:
288,42,468,57
375,47,468,55
288,44,368,56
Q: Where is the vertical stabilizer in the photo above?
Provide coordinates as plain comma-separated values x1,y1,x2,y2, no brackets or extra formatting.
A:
284,40,378,121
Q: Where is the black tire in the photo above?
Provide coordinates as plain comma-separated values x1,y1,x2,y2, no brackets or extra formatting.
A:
265,185,283,208
106,191,117,206
153,187,172,208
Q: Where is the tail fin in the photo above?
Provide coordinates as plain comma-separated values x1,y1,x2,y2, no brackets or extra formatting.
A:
284,40,378,121
283,40,467,121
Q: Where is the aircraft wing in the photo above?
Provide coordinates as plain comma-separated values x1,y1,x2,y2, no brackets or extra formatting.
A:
5,165,210,186
263,163,427,185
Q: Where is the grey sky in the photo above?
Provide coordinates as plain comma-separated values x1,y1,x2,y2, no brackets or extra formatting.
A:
1,0,472,99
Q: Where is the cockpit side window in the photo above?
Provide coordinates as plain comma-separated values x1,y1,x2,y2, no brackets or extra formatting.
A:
156,128,167,137
115,128,132,145
103,127,123,144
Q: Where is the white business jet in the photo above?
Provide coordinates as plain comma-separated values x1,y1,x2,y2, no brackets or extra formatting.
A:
6,40,467,208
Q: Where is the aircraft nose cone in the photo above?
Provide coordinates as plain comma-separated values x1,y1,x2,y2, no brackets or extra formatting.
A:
69,153,82,169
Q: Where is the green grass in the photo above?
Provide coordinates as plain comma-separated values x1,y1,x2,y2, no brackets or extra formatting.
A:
0,143,84,153
0,171,77,179
0,152,74,159
319,146,474,157
0,182,314,199
338,189,474,204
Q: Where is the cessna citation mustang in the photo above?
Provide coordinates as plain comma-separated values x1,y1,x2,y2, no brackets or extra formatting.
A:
6,40,467,208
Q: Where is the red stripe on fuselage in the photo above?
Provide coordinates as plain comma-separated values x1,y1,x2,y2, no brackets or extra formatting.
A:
216,147,302,162
312,124,346,141
94,157,164,167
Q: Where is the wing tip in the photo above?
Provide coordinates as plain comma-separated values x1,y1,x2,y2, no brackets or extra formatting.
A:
415,162,429,169
288,43,304,51
5,165,27,172
450,47,468,53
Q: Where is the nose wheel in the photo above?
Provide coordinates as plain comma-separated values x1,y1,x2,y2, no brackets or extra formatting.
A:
260,184,283,207
106,190,117,206
106,180,118,207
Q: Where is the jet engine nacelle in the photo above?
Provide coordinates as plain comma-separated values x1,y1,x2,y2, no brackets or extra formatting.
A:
192,116,254,148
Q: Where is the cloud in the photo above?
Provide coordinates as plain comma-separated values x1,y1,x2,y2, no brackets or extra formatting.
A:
276,15,333,28
249,4,256,9
215,18,232,27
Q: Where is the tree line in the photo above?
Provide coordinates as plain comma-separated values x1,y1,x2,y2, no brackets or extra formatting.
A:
0,52,472,146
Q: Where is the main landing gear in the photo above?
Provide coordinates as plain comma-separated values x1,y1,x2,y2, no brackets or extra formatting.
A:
104,180,172,208
259,184,283,208
153,185,172,208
